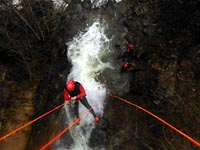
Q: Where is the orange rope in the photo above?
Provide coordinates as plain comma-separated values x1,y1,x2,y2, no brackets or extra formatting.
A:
0,101,69,141
109,93,200,148
40,118,80,150
40,98,104,150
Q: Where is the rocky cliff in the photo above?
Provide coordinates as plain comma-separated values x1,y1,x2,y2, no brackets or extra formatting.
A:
0,0,200,150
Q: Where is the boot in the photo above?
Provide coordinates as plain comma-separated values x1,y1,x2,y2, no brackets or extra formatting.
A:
94,116,99,122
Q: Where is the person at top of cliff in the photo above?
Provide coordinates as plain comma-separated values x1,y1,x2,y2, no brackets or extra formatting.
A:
64,79,99,124
118,43,137,62
121,62,134,73
127,43,134,54
121,61,141,75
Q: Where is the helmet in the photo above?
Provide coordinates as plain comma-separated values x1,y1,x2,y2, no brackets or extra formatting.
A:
66,80,75,91
123,62,129,69
129,44,133,49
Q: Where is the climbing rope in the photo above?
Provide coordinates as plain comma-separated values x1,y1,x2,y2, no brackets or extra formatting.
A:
40,117,80,150
2,91,199,149
40,97,104,150
109,93,200,148
0,101,69,141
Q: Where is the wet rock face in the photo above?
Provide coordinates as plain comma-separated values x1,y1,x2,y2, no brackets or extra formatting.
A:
0,67,35,150
158,1,200,40
26,57,71,149
123,0,200,100
101,0,200,149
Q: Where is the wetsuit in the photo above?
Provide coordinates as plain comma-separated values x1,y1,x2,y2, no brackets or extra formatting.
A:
64,82,97,119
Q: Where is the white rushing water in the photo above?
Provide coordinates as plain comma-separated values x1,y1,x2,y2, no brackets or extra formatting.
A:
52,0,124,149
55,20,113,150
82,0,122,8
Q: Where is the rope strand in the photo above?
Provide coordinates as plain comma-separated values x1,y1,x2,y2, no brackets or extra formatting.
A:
0,101,68,141
109,93,200,148
40,97,104,150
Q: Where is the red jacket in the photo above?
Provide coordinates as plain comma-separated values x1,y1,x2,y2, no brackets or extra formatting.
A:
64,82,86,101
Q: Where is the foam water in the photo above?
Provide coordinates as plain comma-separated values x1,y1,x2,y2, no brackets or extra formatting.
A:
81,0,122,8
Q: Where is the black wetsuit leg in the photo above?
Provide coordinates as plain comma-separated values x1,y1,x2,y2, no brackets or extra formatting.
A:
79,96,96,118
74,101,79,119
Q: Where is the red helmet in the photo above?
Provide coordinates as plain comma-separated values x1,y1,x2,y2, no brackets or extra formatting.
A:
129,44,133,49
66,80,75,91
123,62,129,69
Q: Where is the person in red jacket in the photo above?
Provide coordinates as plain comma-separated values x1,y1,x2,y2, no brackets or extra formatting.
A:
121,62,134,72
118,43,136,62
64,79,99,124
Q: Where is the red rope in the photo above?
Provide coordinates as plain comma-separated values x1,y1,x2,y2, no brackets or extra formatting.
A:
109,93,200,148
40,118,80,150
40,98,104,150
0,101,68,141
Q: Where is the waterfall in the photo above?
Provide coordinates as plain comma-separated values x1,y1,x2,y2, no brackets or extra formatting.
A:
82,0,122,8
54,20,113,150
52,0,125,149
